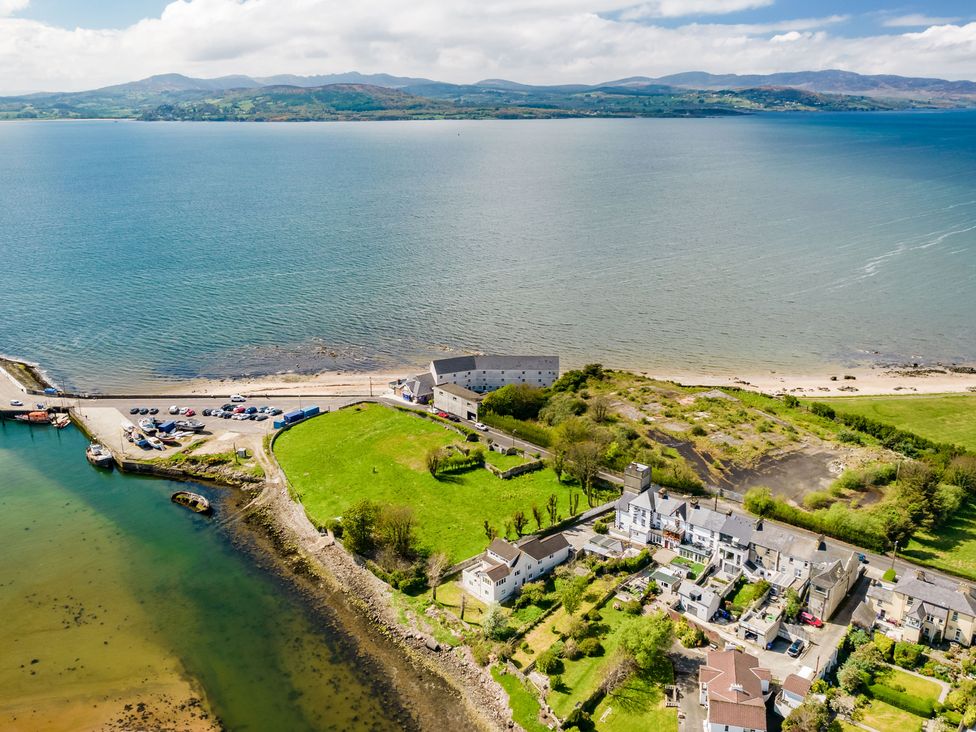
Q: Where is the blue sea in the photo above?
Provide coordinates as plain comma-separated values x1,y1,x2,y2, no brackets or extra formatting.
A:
1,112,975,391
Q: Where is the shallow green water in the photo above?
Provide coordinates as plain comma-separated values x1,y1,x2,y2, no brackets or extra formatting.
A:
0,421,414,731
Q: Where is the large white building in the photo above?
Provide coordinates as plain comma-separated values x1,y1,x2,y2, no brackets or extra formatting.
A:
429,355,559,394
462,534,572,604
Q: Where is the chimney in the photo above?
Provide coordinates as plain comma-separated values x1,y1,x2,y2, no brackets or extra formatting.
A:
658,487,668,499
817,534,827,551
960,582,969,594
690,498,700,509
915,569,925,581
755,518,763,531
726,510,733,517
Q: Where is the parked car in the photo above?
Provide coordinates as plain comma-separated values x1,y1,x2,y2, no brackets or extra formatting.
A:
221,412,232,419
169,405,180,414
244,406,257,414
10,399,23,406
268,407,282,416
799,611,823,628
447,415,461,422
436,411,449,419
221,403,235,411
787,639,805,658
202,409,212,416
184,409,196,417
255,414,268,421
230,394,246,402
139,407,149,415
149,407,159,415
233,406,246,414
474,422,488,431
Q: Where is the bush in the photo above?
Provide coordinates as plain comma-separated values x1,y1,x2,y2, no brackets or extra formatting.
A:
578,637,604,657
803,491,834,510
882,568,897,582
470,642,491,666
585,608,602,622
893,641,925,669
690,425,707,437
873,632,895,662
783,395,800,408
594,519,609,535
567,618,591,640
868,683,935,717
838,429,862,444
810,402,837,420
478,412,552,448
676,620,706,648
621,599,642,615
563,639,582,661
535,648,563,675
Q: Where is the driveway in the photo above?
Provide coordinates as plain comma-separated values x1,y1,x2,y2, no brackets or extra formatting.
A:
671,643,706,732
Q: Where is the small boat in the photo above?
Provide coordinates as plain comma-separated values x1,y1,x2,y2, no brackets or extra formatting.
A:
52,414,71,429
121,419,135,434
86,443,114,468
174,419,205,432
139,418,158,434
14,410,50,424
171,491,212,514
133,433,151,449
146,435,165,450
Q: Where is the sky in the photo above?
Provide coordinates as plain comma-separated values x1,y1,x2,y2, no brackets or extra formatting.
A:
0,0,974,94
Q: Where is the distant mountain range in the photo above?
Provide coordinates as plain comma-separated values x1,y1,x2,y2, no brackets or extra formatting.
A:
2,69,974,122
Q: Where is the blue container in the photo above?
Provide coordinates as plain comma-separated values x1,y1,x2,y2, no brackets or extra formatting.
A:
284,409,304,424
157,420,176,433
273,419,286,429
43,387,58,396
302,406,320,418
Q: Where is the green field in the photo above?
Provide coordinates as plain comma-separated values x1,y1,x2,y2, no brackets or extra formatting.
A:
902,501,976,581
274,404,584,561
591,668,677,732
824,393,976,451
491,666,549,732
876,667,942,702
860,699,926,732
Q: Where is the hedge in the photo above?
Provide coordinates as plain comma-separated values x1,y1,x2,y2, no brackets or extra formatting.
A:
479,412,553,448
867,683,935,718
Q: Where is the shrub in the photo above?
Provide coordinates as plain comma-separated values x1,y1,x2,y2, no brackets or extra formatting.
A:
594,519,609,535
893,641,925,669
470,642,491,666
535,648,563,675
783,394,800,408
585,609,603,622
803,491,834,510
882,568,897,582
873,632,895,662
837,429,862,444
578,637,604,657
563,639,582,661
478,412,552,448
567,618,591,640
690,425,707,437
621,599,642,615
868,683,935,717
809,402,836,420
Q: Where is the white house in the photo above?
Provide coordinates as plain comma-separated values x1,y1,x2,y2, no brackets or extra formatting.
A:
679,580,722,621
429,355,559,394
433,383,484,420
462,534,572,604
775,672,814,717
699,649,771,732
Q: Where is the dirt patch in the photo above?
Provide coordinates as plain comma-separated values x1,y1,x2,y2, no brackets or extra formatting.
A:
717,447,847,500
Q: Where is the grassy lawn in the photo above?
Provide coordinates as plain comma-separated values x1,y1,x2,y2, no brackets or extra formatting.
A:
902,500,976,581
512,575,618,668
491,666,549,732
860,699,926,732
548,605,633,719
592,666,677,732
727,579,767,614
274,403,582,561
823,393,976,452
671,556,705,579
875,666,942,702
486,450,531,470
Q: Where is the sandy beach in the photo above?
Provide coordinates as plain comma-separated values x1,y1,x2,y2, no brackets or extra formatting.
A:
151,363,976,399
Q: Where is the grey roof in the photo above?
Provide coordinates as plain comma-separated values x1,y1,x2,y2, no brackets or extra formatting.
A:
487,538,521,563
484,562,511,582
750,522,820,560
519,533,570,561
615,493,635,511
851,601,877,629
435,383,484,400
895,572,976,616
405,372,434,397
919,601,949,620
431,355,559,376
656,496,686,520
679,580,718,606
630,491,655,511
720,513,755,544
810,552,855,588
687,504,728,533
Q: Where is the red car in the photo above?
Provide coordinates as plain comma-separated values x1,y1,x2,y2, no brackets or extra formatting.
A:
436,411,449,419
233,406,246,414
799,611,823,628
184,408,195,417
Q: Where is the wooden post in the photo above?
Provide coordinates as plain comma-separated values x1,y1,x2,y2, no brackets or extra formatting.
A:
460,593,466,620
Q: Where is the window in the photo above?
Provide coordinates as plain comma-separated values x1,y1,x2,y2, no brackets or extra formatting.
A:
953,611,959,621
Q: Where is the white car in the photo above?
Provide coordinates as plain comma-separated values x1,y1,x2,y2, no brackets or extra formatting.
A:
474,422,489,431
10,399,23,406
230,394,246,402
168,405,180,414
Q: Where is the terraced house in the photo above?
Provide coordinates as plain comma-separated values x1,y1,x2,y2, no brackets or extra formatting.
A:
869,569,976,646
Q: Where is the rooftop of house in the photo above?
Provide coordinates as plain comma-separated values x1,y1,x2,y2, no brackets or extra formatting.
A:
679,580,718,607
750,520,821,560
434,383,485,401
700,650,769,730
517,533,571,561
430,355,559,376
782,673,813,698
895,570,976,617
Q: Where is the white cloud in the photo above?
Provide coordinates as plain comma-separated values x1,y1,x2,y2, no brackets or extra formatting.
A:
0,0,28,17
883,14,962,28
0,1,974,93
620,0,773,20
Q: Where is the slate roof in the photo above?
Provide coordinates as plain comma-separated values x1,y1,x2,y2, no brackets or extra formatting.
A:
895,571,976,616
519,533,570,561
487,538,521,563
782,673,812,698
700,650,768,731
679,580,718,607
686,504,728,533
435,383,484,400
484,563,511,582
720,513,756,544
404,372,434,397
431,355,559,376
656,496,686,520
750,521,820,560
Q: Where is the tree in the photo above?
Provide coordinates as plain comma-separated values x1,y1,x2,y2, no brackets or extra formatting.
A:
480,383,547,420
589,395,612,423
784,588,802,622
569,492,580,517
427,552,450,602
875,505,915,548
744,486,776,517
546,494,559,525
531,505,543,531
599,658,637,696
619,611,673,671
539,393,587,426
343,499,380,554
482,604,507,640
514,581,546,609
566,441,602,507
426,447,444,477
378,504,417,558
561,576,589,616
783,698,829,732
483,520,497,541
551,449,566,483
512,510,529,537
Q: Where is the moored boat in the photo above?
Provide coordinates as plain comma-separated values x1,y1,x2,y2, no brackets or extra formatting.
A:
171,491,212,514
86,443,114,468
13,410,51,424
146,435,165,450
52,414,70,429
139,418,158,434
